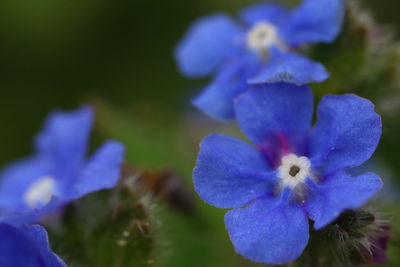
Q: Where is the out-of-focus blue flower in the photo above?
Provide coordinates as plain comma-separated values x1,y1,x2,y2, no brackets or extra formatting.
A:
0,223,66,267
0,106,125,218
193,83,382,264
175,0,346,120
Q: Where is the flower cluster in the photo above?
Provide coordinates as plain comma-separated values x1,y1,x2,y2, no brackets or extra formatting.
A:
0,0,388,265
0,106,125,265
175,0,385,265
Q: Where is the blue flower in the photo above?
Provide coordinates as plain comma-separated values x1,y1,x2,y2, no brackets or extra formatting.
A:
193,83,382,264
175,0,346,120
0,223,66,267
0,106,125,217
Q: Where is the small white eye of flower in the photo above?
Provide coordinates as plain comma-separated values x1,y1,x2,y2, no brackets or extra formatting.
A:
24,176,56,208
247,21,286,55
278,154,311,188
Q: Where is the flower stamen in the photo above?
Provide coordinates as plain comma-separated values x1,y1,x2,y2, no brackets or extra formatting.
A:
289,165,301,177
247,21,286,58
278,154,311,188
24,176,56,208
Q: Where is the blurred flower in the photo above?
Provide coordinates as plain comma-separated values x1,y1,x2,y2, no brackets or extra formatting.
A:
0,222,66,267
0,107,125,219
193,83,382,264
175,0,346,120
369,225,390,265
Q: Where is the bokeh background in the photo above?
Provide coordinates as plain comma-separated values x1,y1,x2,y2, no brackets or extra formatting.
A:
0,0,399,266
1,0,399,165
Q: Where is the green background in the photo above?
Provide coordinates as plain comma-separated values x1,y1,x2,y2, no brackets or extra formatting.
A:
0,0,398,165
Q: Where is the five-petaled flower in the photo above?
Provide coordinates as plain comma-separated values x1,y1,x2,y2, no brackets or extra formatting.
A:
0,106,125,219
0,222,66,267
193,83,383,264
175,0,346,120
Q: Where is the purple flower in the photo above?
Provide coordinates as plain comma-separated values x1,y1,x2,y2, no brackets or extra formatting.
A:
369,225,390,265
0,107,125,219
175,0,346,120
0,223,66,267
193,83,383,264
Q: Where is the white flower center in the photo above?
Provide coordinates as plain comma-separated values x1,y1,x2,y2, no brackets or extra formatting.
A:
23,176,56,208
247,21,286,55
278,154,311,188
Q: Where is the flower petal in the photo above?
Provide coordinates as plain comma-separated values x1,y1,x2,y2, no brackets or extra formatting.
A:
22,224,67,267
239,2,289,28
68,141,125,200
235,83,313,166
175,14,244,77
248,49,329,86
193,134,275,209
0,197,62,226
225,189,309,264
192,56,259,121
309,94,382,175
0,223,66,267
282,0,346,46
305,172,383,230
34,106,93,173
0,157,53,213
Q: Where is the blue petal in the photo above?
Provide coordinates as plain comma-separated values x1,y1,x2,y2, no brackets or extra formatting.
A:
0,197,62,226
67,141,125,200
239,2,289,28
0,223,45,266
248,49,329,86
175,14,244,77
305,172,383,230
309,94,382,175
192,56,259,121
235,83,313,166
0,223,66,267
0,157,53,213
22,224,66,267
283,0,346,46
225,189,309,264
34,106,93,174
193,134,275,209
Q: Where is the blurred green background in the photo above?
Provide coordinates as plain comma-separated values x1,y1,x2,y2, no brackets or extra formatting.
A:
0,0,398,165
0,1,399,267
